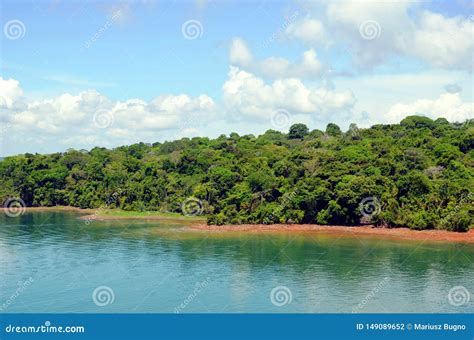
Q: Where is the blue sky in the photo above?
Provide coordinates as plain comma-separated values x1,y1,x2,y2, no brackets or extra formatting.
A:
0,0,473,155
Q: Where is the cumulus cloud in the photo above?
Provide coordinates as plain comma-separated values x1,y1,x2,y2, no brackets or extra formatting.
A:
285,18,326,45
229,38,324,79
223,66,355,122
385,93,473,123
0,77,24,109
409,11,474,70
285,0,474,70
0,77,217,153
229,38,253,67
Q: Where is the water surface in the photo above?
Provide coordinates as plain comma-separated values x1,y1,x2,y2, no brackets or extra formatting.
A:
1,212,472,313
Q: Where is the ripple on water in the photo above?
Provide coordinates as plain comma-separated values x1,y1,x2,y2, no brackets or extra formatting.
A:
0,212,473,313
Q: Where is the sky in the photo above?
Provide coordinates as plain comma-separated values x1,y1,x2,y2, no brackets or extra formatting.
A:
0,0,473,156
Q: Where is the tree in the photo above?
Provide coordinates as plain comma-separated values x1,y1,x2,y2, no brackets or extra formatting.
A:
288,124,309,139
325,123,342,137
0,115,471,231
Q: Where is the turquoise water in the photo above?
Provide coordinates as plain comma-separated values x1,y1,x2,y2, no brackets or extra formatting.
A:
0,211,472,313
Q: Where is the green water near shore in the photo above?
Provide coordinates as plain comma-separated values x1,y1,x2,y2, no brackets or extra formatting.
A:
0,211,472,313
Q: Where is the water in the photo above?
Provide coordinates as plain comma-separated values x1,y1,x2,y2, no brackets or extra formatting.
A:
0,211,472,313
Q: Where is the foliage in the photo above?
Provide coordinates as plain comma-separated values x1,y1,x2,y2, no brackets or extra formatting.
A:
288,123,309,139
1,116,473,231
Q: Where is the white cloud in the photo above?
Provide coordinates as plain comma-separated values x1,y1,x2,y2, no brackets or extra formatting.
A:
0,77,23,109
334,70,473,127
229,38,324,79
385,93,473,123
409,11,473,70
223,66,355,122
285,1,474,70
229,38,253,67
324,0,412,67
1,77,217,153
285,18,326,45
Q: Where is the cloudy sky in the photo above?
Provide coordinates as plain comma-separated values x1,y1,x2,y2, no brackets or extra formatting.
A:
0,0,473,156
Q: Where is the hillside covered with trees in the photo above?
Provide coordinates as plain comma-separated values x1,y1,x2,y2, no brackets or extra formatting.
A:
1,116,473,231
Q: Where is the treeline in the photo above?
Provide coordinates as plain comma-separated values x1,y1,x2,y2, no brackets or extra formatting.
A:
1,116,473,231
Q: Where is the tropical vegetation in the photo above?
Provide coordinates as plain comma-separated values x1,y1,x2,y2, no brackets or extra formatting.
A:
1,116,472,231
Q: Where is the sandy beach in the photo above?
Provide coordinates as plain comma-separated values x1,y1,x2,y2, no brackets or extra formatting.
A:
189,223,474,244
3,207,473,244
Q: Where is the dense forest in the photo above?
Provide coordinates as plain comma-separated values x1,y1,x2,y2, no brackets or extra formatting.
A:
1,116,473,231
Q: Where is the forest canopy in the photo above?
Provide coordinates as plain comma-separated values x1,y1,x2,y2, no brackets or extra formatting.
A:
1,116,473,231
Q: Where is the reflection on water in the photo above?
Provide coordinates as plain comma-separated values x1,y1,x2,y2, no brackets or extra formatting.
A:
0,212,473,313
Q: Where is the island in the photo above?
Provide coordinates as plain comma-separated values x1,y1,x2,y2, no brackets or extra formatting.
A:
1,116,472,237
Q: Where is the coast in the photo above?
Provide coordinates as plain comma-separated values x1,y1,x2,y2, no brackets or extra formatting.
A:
3,207,473,244
189,223,474,244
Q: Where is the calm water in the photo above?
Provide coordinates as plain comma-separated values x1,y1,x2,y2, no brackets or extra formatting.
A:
0,211,473,313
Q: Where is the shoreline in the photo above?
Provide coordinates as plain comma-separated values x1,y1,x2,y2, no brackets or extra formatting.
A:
3,206,205,222
189,224,474,244
3,207,473,244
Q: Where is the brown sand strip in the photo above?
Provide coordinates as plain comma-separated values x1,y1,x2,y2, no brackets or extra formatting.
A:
189,224,474,244
3,207,472,244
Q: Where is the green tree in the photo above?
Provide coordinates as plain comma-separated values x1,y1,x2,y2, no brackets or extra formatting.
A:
288,124,309,139
325,123,342,137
